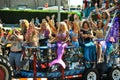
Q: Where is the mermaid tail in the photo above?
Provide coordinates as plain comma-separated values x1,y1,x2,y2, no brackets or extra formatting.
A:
49,58,66,69
49,42,67,69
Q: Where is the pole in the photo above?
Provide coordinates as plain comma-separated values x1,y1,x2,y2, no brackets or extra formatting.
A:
58,0,61,23
68,0,70,12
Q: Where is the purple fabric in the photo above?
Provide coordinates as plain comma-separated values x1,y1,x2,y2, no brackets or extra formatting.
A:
49,42,67,69
100,41,107,53
106,17,119,43
44,29,50,38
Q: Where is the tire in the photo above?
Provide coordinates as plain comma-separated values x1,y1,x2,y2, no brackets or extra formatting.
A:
0,55,13,80
83,68,99,80
108,67,120,80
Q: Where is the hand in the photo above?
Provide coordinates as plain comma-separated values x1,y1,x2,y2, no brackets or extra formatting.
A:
83,34,88,38
51,14,55,19
88,34,94,38
46,16,50,21
95,3,98,8
68,14,72,18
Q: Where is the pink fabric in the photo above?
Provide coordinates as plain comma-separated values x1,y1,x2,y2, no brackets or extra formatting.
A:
49,42,67,69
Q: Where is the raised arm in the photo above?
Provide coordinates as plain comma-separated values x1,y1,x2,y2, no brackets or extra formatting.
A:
46,16,57,36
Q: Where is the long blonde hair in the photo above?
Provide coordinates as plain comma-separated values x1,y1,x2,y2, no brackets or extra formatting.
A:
40,19,51,36
57,22,68,33
20,19,29,28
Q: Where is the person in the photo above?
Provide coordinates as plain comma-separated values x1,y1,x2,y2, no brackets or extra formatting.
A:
0,26,3,39
95,6,110,31
51,14,55,26
91,19,106,62
37,19,51,46
80,21,96,62
24,22,39,58
35,17,40,27
25,22,39,47
49,22,69,69
49,22,69,68
8,29,23,75
20,19,29,41
69,21,80,50
0,32,10,56
0,19,4,39
44,2,48,8
49,22,70,80
30,18,34,24
73,13,82,28
46,16,57,37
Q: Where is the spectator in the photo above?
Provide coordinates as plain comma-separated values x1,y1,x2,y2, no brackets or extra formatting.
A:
44,2,48,8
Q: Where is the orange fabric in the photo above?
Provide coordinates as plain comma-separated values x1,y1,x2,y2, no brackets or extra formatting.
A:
12,78,48,80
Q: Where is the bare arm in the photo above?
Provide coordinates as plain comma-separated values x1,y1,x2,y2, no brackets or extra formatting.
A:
103,10,110,31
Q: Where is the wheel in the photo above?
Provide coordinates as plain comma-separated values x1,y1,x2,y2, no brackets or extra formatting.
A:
0,55,13,80
83,68,99,80
108,67,120,80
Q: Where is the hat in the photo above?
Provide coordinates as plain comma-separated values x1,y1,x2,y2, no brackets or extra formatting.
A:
76,12,82,21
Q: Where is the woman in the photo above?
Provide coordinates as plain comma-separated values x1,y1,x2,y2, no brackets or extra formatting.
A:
24,22,39,57
25,22,38,47
80,21,96,62
91,19,105,62
20,19,29,41
69,21,80,50
73,13,82,28
49,22,69,69
46,16,57,37
0,25,4,39
37,19,51,46
97,10,110,31
49,22,69,80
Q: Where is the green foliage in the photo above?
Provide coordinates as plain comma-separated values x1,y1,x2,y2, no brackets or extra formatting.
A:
0,10,75,24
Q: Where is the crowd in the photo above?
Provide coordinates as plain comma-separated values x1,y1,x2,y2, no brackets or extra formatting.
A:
0,2,119,76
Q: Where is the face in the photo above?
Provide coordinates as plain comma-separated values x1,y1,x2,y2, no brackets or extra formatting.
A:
83,23,89,29
60,23,65,32
98,21,102,28
21,21,25,27
29,23,34,30
74,14,78,19
15,30,20,35
41,22,47,30
102,12,107,19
